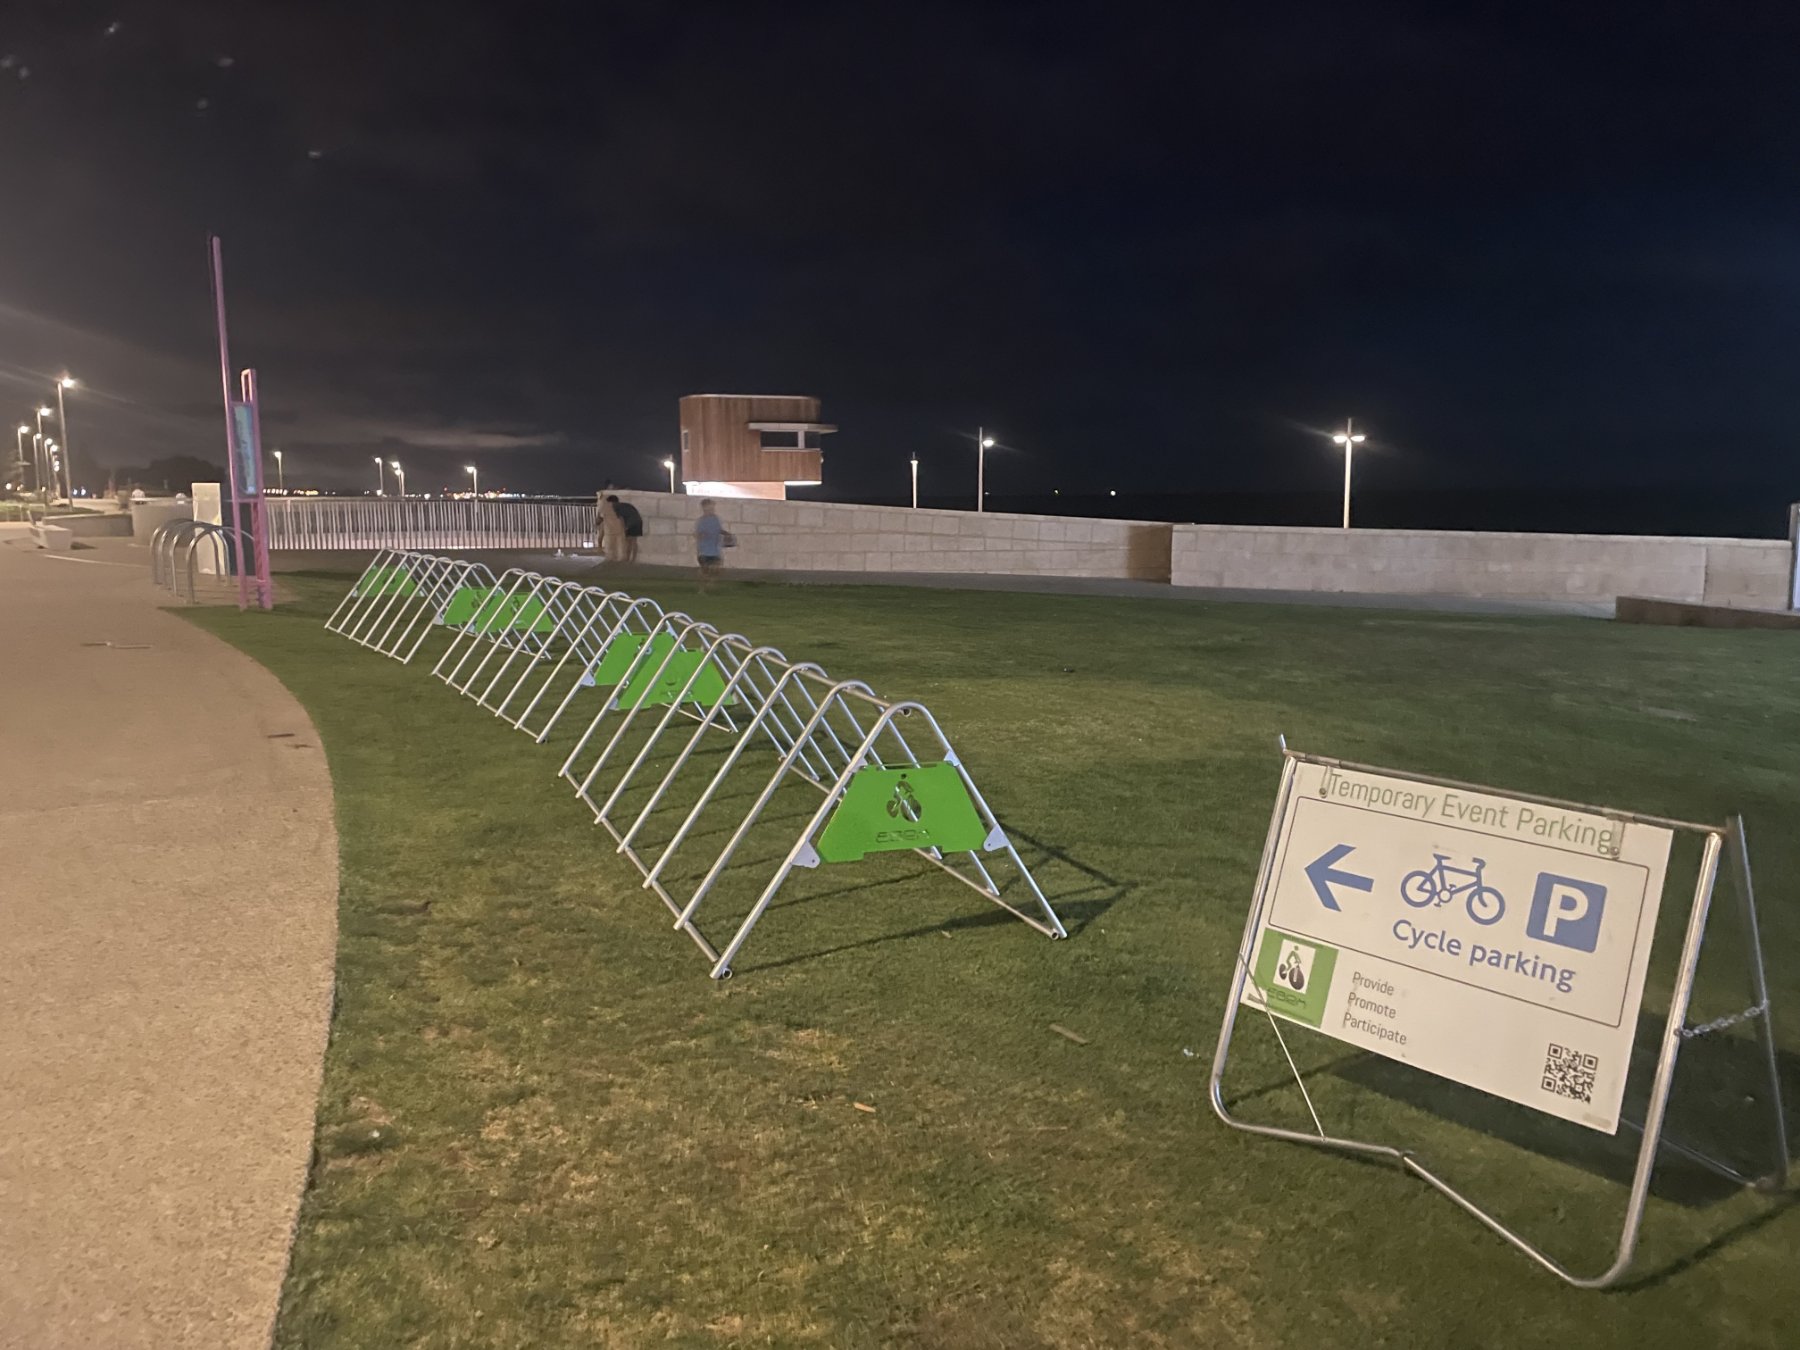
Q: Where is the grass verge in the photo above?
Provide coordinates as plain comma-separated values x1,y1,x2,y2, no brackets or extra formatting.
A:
186,573,1800,1349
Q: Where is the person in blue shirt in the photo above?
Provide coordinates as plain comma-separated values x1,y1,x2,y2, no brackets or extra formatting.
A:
694,499,730,587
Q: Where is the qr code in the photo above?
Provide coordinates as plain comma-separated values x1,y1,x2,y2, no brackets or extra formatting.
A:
1543,1043,1598,1103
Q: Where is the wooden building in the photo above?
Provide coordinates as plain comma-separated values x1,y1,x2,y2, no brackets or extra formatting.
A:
677,394,835,500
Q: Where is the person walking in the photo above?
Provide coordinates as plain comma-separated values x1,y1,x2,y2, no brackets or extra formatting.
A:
608,494,644,562
694,498,732,589
596,492,626,562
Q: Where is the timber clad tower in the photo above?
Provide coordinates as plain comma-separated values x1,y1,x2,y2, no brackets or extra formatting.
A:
676,394,836,500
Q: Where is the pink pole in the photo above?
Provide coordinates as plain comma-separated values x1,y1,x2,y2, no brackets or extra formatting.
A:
209,236,251,610
240,369,275,610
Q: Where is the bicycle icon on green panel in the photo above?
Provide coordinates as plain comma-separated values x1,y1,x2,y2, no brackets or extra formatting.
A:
1400,854,1505,925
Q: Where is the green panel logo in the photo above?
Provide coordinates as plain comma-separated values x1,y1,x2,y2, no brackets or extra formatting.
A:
815,763,990,863
1250,929,1338,1028
616,651,738,709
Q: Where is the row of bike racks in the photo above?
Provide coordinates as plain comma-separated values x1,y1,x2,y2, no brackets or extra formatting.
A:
325,547,1068,979
148,519,252,603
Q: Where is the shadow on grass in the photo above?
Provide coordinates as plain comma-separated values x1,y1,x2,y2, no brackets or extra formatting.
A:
723,828,1130,975
1222,1008,1793,1214
1219,1020,1797,1288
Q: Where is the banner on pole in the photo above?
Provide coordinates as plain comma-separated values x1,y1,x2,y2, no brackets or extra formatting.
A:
1240,759,1673,1133
231,400,261,495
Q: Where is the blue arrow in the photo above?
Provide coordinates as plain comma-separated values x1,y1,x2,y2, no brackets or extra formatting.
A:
1305,844,1374,911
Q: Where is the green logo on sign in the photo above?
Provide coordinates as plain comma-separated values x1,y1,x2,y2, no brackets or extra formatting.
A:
1250,929,1338,1028
886,778,921,819
815,763,990,863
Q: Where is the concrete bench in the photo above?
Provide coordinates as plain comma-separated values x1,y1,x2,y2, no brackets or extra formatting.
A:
31,522,73,552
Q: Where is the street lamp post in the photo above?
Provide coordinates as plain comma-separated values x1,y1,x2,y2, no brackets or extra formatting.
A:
54,376,75,501
1331,419,1367,530
465,464,478,498
32,433,44,498
910,453,919,509
976,427,995,513
390,460,405,498
374,455,386,496
15,425,28,492
662,456,677,493
35,406,51,499
272,448,284,494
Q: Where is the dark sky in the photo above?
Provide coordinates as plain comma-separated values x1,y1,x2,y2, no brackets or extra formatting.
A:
2,0,1798,505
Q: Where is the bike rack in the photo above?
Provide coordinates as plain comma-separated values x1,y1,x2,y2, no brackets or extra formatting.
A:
323,548,498,662
149,519,252,603
321,552,1069,979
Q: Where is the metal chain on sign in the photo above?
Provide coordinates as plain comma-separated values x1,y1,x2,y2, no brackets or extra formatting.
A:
1680,1001,1769,1039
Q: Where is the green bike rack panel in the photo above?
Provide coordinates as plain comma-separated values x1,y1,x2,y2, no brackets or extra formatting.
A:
616,650,739,710
592,632,664,685
814,763,991,863
439,586,498,626
440,587,554,634
355,565,417,597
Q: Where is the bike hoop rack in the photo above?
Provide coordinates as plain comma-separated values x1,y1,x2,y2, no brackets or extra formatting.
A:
322,551,1069,979
149,519,252,603
1211,748,1788,1289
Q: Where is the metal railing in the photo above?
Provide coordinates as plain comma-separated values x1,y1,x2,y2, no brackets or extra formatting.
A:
265,497,594,551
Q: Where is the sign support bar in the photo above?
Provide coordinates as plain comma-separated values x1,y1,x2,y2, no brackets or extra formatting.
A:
1210,748,1782,1289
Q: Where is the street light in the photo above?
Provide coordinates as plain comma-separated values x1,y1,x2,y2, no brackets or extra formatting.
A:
910,453,920,509
662,456,677,493
976,427,996,513
373,455,386,495
465,464,478,497
390,460,405,498
54,376,75,502
272,448,285,494
1331,419,1367,529
14,425,27,491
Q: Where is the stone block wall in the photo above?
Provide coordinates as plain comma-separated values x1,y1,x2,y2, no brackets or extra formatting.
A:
622,493,1174,582
1168,524,1793,608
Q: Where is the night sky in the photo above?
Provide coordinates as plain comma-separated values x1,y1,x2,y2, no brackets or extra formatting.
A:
2,1,1797,514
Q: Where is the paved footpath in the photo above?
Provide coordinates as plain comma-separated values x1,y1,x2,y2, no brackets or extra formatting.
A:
0,534,337,1348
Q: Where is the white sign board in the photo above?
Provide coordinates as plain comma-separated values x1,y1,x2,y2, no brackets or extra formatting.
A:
1242,761,1674,1133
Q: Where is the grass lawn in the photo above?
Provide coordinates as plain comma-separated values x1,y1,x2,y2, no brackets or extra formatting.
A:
185,572,1799,1349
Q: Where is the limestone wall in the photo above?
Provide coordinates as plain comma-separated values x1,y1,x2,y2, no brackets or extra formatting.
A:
623,494,1175,582
1168,524,1793,608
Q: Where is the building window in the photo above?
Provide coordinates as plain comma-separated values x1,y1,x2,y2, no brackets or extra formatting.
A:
681,429,690,453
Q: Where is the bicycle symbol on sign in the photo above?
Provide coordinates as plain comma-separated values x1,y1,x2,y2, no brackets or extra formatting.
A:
885,777,922,821
1277,947,1308,991
1400,854,1505,925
